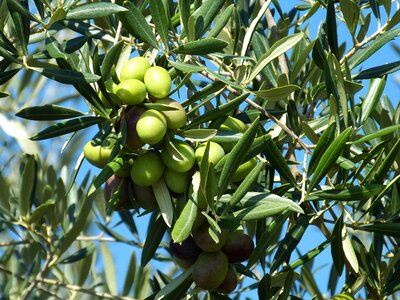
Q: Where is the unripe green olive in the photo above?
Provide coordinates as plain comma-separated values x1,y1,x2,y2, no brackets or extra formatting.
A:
161,140,195,173
136,109,167,145
115,79,147,105
131,150,165,187
231,158,257,182
219,116,247,152
124,106,146,150
164,168,188,194
144,66,172,99
83,141,112,168
195,142,225,166
192,251,229,290
155,98,187,129
120,57,151,82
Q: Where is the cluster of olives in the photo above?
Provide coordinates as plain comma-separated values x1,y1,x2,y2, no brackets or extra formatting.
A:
169,221,254,293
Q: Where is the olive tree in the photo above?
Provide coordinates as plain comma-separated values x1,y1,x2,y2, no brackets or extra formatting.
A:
0,0,399,299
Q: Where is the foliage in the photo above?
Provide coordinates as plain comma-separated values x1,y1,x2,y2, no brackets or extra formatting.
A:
0,0,399,299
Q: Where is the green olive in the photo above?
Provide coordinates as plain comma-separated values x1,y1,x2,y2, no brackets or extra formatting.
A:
155,98,187,129
220,116,247,132
164,168,188,194
131,150,164,187
231,158,257,182
115,79,147,105
83,141,112,168
120,57,151,82
195,142,225,166
144,66,172,99
136,109,167,145
161,140,195,173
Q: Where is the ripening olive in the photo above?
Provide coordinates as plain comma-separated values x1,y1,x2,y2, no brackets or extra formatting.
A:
216,264,238,294
136,109,167,145
124,106,146,150
120,57,151,82
193,222,228,252
231,158,257,182
144,66,172,99
161,140,195,173
222,231,254,263
155,98,187,129
115,79,147,105
131,150,165,187
132,184,157,210
83,141,112,168
104,174,133,210
192,251,229,290
195,142,225,166
169,236,202,264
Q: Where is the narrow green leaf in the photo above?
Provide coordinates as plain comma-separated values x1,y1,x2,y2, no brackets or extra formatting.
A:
310,184,383,201
326,0,339,57
101,242,117,295
16,105,84,121
0,91,9,98
30,116,105,141
308,127,353,192
101,40,124,80
173,38,228,55
19,155,36,217
59,245,96,264
171,198,198,243
193,0,226,39
354,61,400,80
387,8,400,30
229,162,265,207
154,267,193,300
118,2,160,50
218,118,259,197
168,60,205,73
0,68,21,85
181,129,217,142
348,28,400,70
342,224,359,274
271,216,309,272
254,85,300,101
262,137,298,188
178,0,191,37
66,2,127,19
122,252,136,296
149,0,169,48
247,33,304,83
33,67,101,84
185,93,248,129
331,215,345,275
372,138,400,183
152,177,173,227
208,4,234,38
141,215,167,266
284,239,330,271
355,223,400,237
45,33,68,60
56,193,94,259
349,124,400,144
339,0,359,35
28,199,55,225
360,77,386,124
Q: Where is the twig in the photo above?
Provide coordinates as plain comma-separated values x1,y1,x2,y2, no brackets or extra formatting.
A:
198,69,311,153
0,265,136,300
